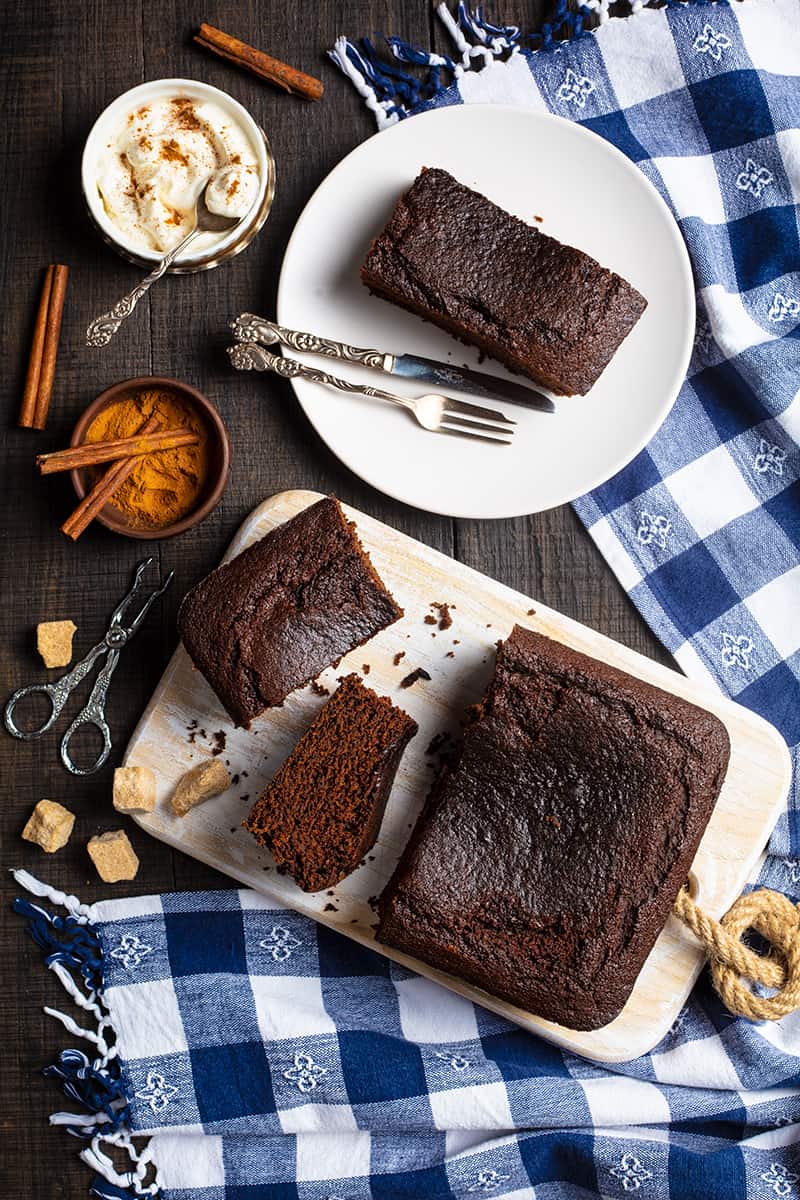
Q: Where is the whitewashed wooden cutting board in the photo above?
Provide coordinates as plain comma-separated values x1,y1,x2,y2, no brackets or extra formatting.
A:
126,490,791,1062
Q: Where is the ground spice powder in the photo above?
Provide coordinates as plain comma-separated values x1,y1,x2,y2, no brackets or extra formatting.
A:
85,387,209,529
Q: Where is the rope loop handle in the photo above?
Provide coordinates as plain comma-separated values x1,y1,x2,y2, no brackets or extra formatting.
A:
673,886,800,1022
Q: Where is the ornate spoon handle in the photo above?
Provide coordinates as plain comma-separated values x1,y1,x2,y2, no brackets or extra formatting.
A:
227,342,411,411
230,313,393,372
86,230,199,348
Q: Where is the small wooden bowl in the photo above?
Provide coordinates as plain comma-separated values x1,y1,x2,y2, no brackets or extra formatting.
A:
70,376,230,540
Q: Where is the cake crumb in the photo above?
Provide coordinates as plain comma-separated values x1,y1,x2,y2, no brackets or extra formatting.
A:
172,758,231,816
534,214,543,222
22,799,74,853
37,620,77,669
310,679,330,697
393,651,406,666
87,830,139,883
445,651,455,658
362,663,371,675
424,614,437,625
431,602,453,630
240,794,249,803
527,608,536,615
324,903,338,912
113,766,156,813
453,639,460,645
426,731,453,756
400,667,431,689
231,774,240,787
211,730,226,756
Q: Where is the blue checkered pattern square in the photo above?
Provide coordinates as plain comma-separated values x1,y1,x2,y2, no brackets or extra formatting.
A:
164,909,248,978
690,70,773,151
191,1042,276,1126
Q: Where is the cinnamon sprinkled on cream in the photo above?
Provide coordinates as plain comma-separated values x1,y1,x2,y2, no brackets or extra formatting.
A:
96,93,260,252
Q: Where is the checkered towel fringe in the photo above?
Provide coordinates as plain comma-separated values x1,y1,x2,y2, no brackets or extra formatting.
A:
328,0,698,128
12,871,157,1199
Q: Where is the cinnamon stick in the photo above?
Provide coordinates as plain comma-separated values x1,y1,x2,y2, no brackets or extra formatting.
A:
32,264,69,430
38,427,200,475
193,23,323,101
61,415,161,542
19,266,55,428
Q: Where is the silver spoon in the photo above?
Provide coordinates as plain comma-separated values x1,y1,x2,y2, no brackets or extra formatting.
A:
86,177,241,348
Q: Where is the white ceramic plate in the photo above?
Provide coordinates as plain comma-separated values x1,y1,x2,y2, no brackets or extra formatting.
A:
276,105,693,519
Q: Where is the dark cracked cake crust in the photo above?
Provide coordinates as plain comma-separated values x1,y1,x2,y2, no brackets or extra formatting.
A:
245,674,417,891
361,168,648,396
377,625,730,1030
178,497,402,728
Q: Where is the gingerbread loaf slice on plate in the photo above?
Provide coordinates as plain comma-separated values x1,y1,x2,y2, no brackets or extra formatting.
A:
377,625,729,1030
178,497,402,728
361,168,647,396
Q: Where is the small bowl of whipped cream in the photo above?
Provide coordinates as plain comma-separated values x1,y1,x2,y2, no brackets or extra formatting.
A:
82,78,275,272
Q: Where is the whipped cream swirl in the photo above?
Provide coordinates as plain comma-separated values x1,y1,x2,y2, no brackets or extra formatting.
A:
96,95,260,253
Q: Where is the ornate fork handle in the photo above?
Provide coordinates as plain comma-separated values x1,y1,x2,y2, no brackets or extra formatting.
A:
230,313,392,372
228,342,411,411
86,230,199,348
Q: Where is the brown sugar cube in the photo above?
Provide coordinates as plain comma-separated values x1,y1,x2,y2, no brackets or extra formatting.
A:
87,830,139,883
172,758,231,817
22,799,75,853
113,766,156,814
37,620,77,668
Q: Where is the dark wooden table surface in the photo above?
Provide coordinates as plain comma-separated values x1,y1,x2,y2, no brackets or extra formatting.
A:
1,3,671,1194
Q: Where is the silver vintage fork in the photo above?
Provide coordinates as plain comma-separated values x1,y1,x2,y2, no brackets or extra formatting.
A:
228,342,515,445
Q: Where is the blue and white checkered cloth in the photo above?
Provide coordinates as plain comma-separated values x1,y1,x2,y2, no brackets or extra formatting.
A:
14,866,800,1200
15,2,800,1197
